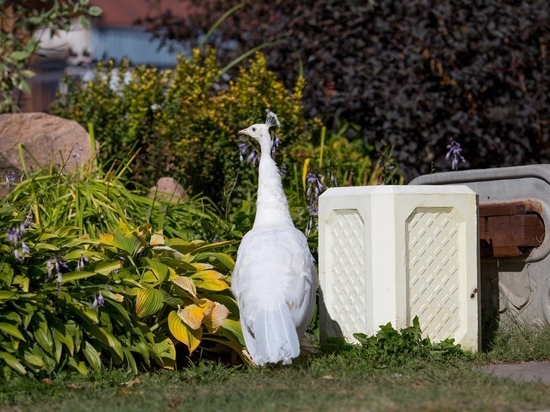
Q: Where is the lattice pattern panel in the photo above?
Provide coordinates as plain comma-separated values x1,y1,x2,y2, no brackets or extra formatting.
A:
330,210,366,338
407,209,460,340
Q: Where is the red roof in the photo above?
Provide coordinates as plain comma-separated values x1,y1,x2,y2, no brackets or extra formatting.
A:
90,0,198,28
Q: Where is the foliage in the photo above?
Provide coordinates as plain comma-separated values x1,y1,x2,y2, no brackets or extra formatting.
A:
50,48,320,205
2,150,232,242
0,0,101,113
2,326,550,412
482,321,550,363
146,0,549,180
279,123,402,257
0,207,245,380
350,316,469,367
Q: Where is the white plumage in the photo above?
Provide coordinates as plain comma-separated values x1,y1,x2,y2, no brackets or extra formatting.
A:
232,110,318,366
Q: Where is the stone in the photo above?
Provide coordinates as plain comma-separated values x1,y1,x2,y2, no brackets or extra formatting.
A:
410,165,550,343
0,112,97,195
318,185,480,352
149,177,187,203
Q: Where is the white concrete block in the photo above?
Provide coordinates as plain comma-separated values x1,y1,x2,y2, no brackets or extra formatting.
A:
318,185,480,351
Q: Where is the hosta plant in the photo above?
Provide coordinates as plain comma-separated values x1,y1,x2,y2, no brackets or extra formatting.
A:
0,208,245,380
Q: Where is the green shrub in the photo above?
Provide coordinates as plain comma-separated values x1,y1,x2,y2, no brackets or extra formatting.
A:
3,153,230,242
149,0,550,179
0,0,101,113
0,209,245,380
50,49,320,205
350,316,469,367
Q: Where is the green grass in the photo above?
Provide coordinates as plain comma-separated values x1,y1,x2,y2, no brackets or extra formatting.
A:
1,324,549,412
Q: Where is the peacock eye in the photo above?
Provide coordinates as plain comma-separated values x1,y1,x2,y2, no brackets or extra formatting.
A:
252,127,256,132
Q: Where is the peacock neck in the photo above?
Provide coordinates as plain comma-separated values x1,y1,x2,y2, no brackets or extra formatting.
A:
253,138,294,229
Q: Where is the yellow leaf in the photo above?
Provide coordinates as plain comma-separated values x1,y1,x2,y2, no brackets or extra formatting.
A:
204,302,230,333
168,311,202,354
192,263,214,271
99,233,114,244
171,276,197,299
150,231,164,246
191,270,229,291
177,299,214,330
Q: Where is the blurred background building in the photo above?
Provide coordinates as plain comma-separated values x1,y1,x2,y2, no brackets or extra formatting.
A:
24,0,192,112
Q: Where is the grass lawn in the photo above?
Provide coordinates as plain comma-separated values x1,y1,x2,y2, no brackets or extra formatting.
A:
1,318,549,412
1,330,549,412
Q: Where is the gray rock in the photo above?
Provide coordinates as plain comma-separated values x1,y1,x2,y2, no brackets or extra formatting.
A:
0,112,97,196
149,177,188,203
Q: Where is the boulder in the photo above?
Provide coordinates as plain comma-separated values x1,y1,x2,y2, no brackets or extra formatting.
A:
0,112,97,196
149,177,188,203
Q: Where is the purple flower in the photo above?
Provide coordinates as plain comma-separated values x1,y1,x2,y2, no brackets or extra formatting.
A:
93,291,105,308
14,249,23,262
47,256,69,281
446,140,466,171
71,143,84,160
77,255,89,271
6,228,19,244
21,241,30,255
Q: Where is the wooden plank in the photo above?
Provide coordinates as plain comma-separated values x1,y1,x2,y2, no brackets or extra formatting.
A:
479,200,545,258
479,199,542,217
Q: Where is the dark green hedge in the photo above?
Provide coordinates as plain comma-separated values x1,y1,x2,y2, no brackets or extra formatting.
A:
145,0,549,179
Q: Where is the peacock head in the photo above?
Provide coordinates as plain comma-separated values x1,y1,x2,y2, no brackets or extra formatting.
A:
238,109,280,142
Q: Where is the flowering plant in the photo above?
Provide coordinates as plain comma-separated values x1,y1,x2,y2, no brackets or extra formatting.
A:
0,209,245,380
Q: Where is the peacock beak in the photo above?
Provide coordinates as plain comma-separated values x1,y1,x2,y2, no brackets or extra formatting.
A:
238,129,247,135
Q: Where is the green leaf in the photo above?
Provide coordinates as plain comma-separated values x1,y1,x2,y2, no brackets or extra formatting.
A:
68,357,89,375
88,6,102,16
33,243,61,252
199,252,235,271
79,15,90,29
192,240,238,254
167,239,204,255
149,337,176,370
94,259,123,276
51,329,63,363
9,51,30,61
122,347,138,374
0,351,27,375
51,323,75,355
0,291,17,302
61,271,97,283
220,319,245,346
135,287,164,318
102,297,131,324
0,263,14,287
34,328,54,356
95,327,124,363
112,233,141,255
143,257,169,283
0,323,26,341
82,341,102,370
23,348,45,368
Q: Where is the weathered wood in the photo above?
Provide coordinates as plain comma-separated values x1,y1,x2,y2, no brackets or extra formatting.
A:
479,199,542,218
479,200,545,258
